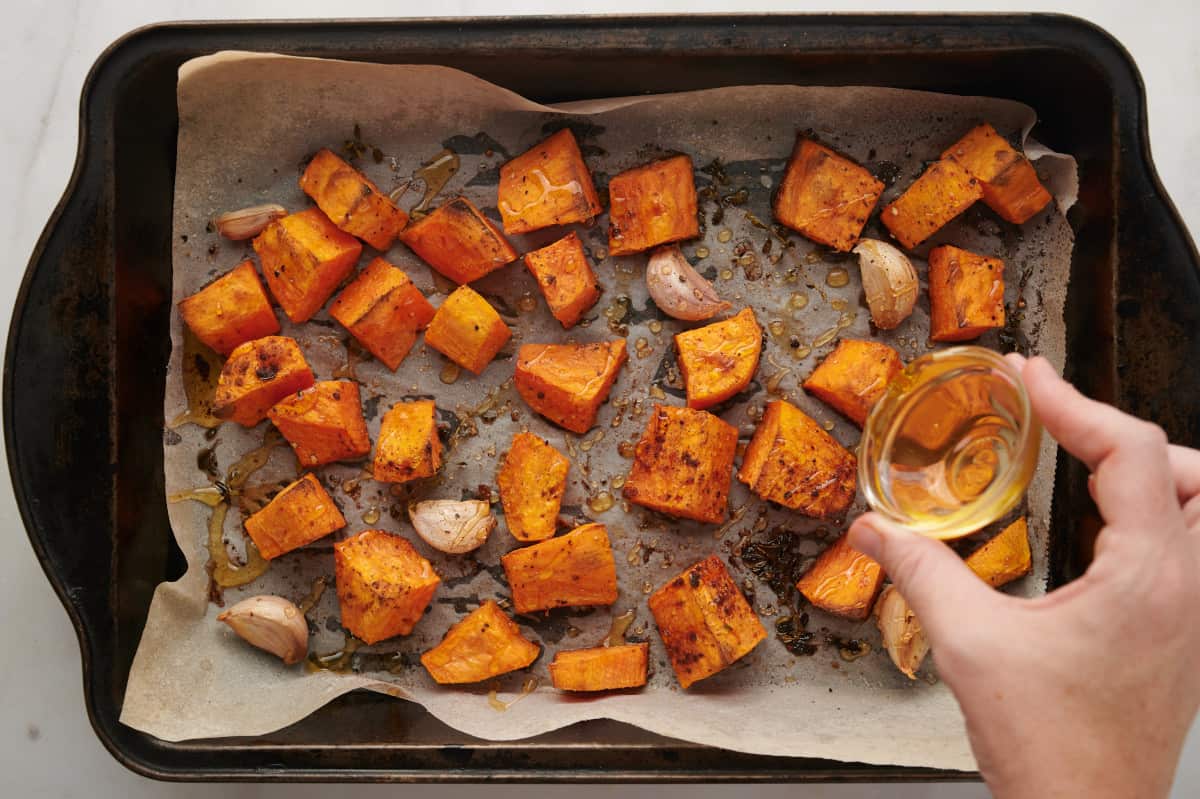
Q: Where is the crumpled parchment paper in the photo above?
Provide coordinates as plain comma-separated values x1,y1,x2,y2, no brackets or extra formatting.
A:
121,52,1076,771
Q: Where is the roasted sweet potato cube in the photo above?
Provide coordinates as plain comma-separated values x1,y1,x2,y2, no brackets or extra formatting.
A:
523,232,601,328
373,400,441,483
252,207,363,323
334,529,441,644
622,405,738,524
424,285,512,375
213,335,315,427
607,155,699,256
267,381,371,467
329,257,435,370
549,643,649,692
399,196,518,284
501,523,619,614
738,400,856,519
300,148,408,250
802,339,903,426
515,339,627,434
178,260,280,355
773,138,885,252
942,124,1052,224
881,159,983,250
497,432,570,542
421,600,541,684
966,517,1032,588
675,308,763,410
244,473,346,560
796,533,884,620
928,244,1006,342
498,129,603,234
649,556,766,689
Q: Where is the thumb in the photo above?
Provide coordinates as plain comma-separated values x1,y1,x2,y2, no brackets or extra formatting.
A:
848,512,1000,645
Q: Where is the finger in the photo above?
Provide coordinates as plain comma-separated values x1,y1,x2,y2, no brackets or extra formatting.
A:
1022,357,1182,533
847,513,1000,645
1169,445,1200,502
1003,351,1027,372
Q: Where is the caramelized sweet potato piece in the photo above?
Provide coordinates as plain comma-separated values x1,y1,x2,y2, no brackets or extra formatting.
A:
501,523,619,614
399,196,518,284
622,405,738,524
334,529,440,644
178,260,280,355
738,399,856,519
373,400,441,483
497,432,570,542
267,380,371,467
802,339,903,427
928,244,1006,342
252,207,363,323
300,148,408,250
965,517,1032,588
942,124,1052,224
424,285,512,375
213,335,315,427
244,473,346,560
329,257,435,370
549,643,649,692
881,159,983,250
523,232,601,328
421,600,541,684
675,308,763,409
649,555,766,689
514,339,627,434
796,533,884,620
607,155,699,256
498,129,603,234
773,138,885,252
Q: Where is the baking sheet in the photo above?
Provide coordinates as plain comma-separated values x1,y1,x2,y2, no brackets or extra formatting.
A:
121,52,1075,770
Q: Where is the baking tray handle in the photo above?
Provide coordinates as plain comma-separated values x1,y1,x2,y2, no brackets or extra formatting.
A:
6,113,119,688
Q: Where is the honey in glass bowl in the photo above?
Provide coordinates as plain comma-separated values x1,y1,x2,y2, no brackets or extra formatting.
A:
858,346,1041,539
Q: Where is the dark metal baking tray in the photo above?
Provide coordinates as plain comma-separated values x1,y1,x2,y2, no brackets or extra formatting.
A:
7,13,1199,783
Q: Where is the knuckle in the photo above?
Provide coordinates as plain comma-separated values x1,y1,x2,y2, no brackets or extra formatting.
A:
1136,420,1169,449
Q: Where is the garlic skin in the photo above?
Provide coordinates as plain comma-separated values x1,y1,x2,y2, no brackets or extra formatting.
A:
216,594,308,665
645,245,732,321
853,239,918,329
874,585,929,680
213,203,287,240
409,500,496,554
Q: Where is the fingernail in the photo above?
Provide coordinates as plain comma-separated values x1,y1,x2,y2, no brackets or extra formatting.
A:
847,516,885,560
1004,352,1027,370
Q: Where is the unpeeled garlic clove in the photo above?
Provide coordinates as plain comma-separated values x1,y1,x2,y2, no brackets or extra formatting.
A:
216,594,308,665
409,499,496,554
874,585,929,680
853,239,918,329
645,244,732,321
213,203,287,240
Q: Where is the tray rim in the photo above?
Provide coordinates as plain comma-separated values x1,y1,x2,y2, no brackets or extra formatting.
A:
8,11,1195,783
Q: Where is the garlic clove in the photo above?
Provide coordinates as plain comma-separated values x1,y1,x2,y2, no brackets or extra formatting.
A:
409,499,496,554
853,239,918,330
213,203,287,240
645,244,732,321
216,594,309,665
874,585,929,680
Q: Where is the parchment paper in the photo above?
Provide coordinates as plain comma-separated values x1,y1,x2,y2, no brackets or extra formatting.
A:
122,52,1077,771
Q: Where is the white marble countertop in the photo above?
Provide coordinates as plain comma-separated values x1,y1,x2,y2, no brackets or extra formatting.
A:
1,1,1196,796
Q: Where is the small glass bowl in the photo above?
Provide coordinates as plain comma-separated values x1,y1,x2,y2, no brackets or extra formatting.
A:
858,346,1041,539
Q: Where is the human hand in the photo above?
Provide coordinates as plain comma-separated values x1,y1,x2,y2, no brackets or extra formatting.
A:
848,355,1200,798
